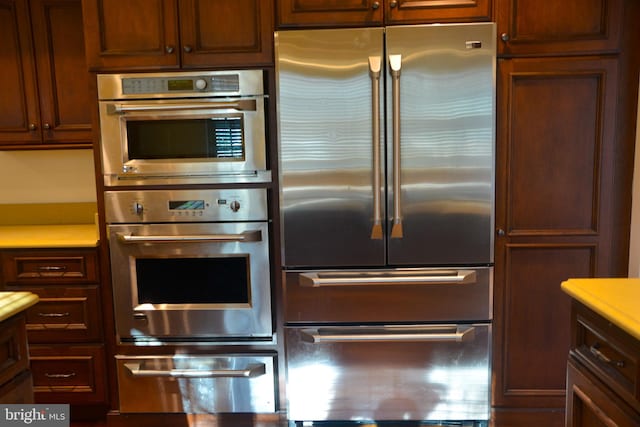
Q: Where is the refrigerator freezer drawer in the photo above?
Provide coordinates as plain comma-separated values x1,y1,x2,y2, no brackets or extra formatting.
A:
285,267,492,323
116,355,276,413
285,323,490,422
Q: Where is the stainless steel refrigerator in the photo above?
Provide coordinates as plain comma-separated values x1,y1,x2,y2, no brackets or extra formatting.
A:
276,23,496,425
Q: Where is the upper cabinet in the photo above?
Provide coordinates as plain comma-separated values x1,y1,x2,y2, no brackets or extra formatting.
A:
496,0,623,56
82,0,274,71
0,0,92,149
276,0,492,28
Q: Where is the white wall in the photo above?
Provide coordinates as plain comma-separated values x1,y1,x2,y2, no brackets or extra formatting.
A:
0,150,96,204
628,81,640,277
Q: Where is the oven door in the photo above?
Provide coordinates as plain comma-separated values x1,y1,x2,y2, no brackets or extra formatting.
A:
108,222,272,341
98,97,269,186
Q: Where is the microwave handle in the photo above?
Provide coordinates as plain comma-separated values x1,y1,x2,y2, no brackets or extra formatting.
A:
124,362,266,378
116,230,262,243
107,99,257,114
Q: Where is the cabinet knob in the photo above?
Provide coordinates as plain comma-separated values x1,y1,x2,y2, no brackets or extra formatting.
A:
183,45,193,53
501,33,510,42
496,228,506,236
43,123,51,130
372,1,380,9
29,123,37,131
165,45,174,54
389,0,398,7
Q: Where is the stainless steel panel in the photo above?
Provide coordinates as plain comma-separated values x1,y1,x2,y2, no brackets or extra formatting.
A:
108,222,272,341
276,28,386,268
285,324,490,421
385,23,496,265
285,267,492,323
116,355,276,413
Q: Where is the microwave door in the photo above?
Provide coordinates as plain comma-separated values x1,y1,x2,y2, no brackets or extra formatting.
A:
385,24,496,266
277,28,386,268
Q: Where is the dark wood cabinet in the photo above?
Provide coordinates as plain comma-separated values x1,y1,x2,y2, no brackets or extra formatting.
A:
0,0,91,149
495,0,623,56
276,0,492,28
82,0,274,71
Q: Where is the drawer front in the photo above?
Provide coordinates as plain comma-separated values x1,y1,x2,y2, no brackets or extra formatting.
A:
285,323,490,421
24,286,101,343
1,249,99,285
116,354,276,413
30,345,107,404
0,314,29,387
286,267,492,323
573,304,640,405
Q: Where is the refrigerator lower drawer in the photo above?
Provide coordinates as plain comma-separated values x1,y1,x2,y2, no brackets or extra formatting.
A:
116,354,276,413
285,323,490,422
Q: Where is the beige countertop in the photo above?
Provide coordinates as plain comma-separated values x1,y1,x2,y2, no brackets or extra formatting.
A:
0,291,39,322
0,224,99,248
561,278,640,341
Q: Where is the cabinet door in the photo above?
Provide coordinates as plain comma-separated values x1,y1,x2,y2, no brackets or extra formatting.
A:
0,0,40,146
385,0,492,24
82,0,179,70
30,0,91,146
276,0,384,28
496,0,623,56
493,56,620,409
179,0,274,68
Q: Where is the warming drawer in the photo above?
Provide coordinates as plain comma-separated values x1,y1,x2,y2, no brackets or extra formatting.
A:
285,267,492,323
285,323,490,422
116,354,276,413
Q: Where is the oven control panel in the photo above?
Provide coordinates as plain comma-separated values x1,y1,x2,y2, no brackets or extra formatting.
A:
104,189,268,223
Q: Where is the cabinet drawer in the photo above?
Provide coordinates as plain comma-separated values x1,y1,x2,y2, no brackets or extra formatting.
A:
0,314,29,387
30,344,106,404
1,249,98,285
24,286,101,343
573,304,640,407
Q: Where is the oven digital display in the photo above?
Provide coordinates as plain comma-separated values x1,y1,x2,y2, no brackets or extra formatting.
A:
167,79,193,91
169,200,205,210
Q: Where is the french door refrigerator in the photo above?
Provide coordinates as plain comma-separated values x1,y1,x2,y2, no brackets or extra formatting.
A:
276,23,496,425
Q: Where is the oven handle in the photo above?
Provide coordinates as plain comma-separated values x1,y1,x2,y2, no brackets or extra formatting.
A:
116,230,262,243
300,325,476,344
123,362,266,378
107,99,257,114
299,269,476,287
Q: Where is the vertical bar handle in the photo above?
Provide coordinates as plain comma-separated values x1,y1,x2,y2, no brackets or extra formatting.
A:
389,54,403,238
369,56,383,240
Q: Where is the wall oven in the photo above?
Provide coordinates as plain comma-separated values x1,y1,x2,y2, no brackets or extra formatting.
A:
98,70,269,187
105,188,272,342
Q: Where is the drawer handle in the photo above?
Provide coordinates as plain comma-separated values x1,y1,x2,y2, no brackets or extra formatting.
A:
124,362,266,378
38,266,67,272
37,312,70,318
299,269,476,287
590,343,625,368
301,325,476,344
45,372,76,379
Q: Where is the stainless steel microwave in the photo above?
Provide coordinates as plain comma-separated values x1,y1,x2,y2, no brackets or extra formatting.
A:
97,70,270,187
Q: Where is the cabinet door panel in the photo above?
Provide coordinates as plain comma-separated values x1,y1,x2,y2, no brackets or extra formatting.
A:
179,0,273,67
30,0,91,145
385,0,492,24
82,0,179,70
276,0,384,28
0,0,40,146
496,0,623,55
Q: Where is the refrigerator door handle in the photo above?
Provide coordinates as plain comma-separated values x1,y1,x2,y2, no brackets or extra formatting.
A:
299,269,477,287
389,54,403,238
300,325,476,344
369,56,383,240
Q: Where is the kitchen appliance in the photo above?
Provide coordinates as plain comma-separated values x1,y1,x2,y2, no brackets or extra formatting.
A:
98,70,270,187
276,23,495,425
105,188,272,342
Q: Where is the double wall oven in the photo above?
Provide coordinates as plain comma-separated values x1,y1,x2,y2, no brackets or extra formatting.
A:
99,70,277,414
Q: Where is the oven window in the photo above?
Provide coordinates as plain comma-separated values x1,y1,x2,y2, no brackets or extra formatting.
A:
135,257,249,304
126,116,245,161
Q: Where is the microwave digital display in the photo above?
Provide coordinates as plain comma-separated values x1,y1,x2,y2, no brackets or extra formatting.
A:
167,79,194,91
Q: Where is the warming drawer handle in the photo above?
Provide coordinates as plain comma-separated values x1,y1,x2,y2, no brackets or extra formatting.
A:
369,56,383,240
389,54,403,239
116,230,262,243
123,362,266,378
107,99,257,114
301,326,476,344
299,269,476,287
